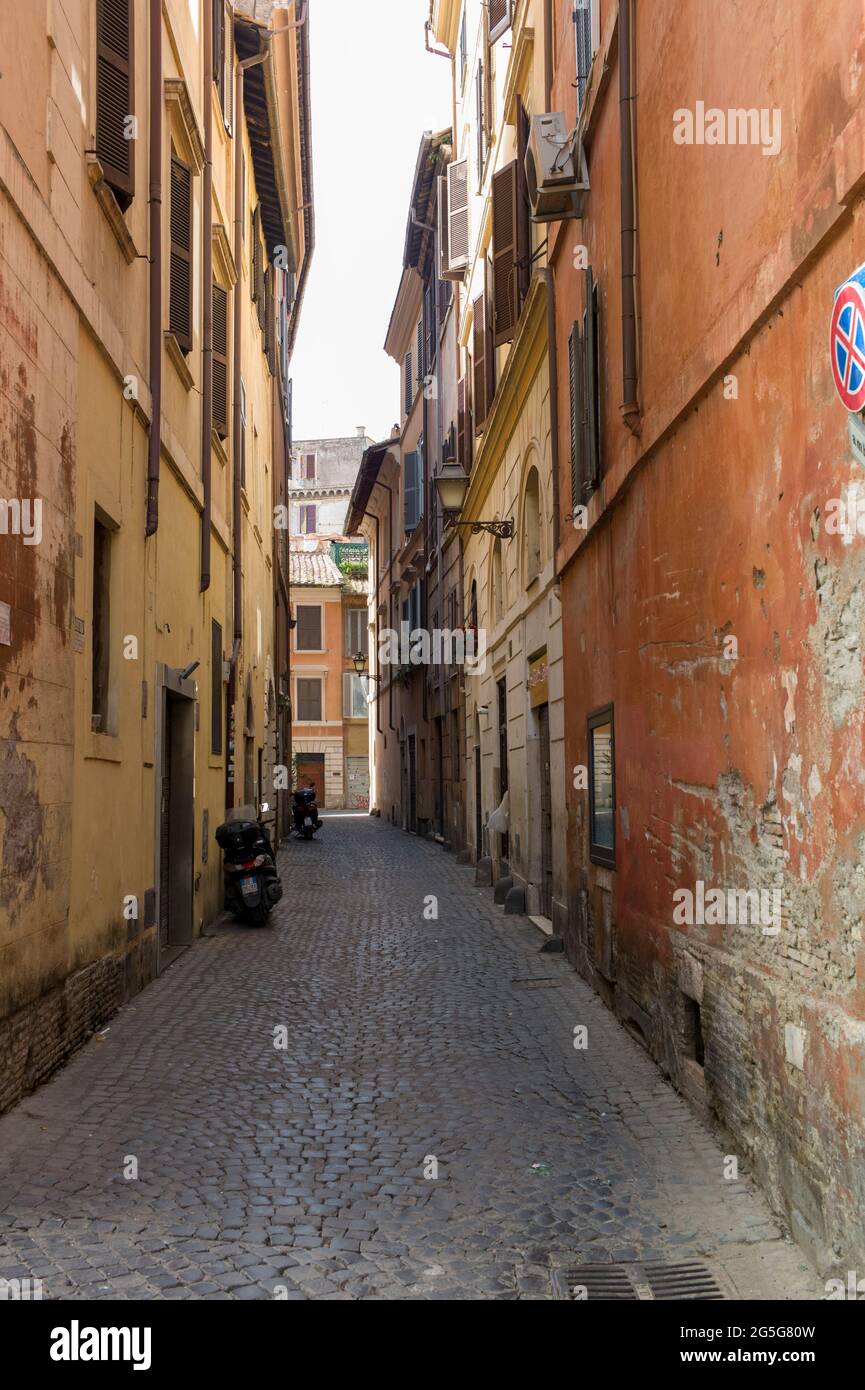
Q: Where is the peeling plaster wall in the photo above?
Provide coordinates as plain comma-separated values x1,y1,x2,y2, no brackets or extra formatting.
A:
556,0,865,1272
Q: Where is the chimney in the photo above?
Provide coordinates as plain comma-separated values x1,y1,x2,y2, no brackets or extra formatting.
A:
356,425,366,438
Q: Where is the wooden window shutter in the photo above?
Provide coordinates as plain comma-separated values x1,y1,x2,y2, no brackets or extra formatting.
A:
475,62,485,183
516,99,531,309
492,161,519,347
252,207,265,322
211,619,223,755
584,266,601,489
404,352,413,416
169,156,193,352
265,266,277,375
212,282,229,438
404,450,419,532
96,0,135,208
446,159,470,276
484,258,496,409
457,376,467,472
489,0,513,43
296,605,322,650
213,0,224,95
568,320,585,508
416,320,424,385
472,294,487,431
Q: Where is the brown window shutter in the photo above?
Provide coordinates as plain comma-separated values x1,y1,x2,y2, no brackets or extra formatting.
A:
472,294,487,431
492,161,519,347
265,266,277,375
489,0,513,43
568,320,585,507
213,0,224,93
212,282,229,438
475,62,485,183
457,375,473,473
169,156,193,353
585,266,601,489
516,98,531,308
96,0,135,208
484,257,496,409
252,207,265,329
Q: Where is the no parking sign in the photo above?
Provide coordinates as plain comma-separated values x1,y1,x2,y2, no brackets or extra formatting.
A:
831,263,865,413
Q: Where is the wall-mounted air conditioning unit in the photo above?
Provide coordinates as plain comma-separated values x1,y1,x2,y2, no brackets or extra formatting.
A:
525,112,589,223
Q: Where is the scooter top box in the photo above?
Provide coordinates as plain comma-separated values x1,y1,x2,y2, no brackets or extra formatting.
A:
215,820,262,852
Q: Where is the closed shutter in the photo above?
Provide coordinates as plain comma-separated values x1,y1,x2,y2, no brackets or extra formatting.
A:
585,266,601,489
437,175,449,281
568,320,585,507
211,618,223,755
489,0,513,43
492,160,519,346
169,156,193,352
575,0,593,112
212,282,229,438
516,98,531,307
404,352,413,416
297,679,322,722
424,281,436,373
265,265,277,375
286,377,293,450
457,375,473,472
472,295,487,431
446,159,469,275
404,450,419,532
252,207,265,328
475,62,485,183
96,0,135,208
296,605,322,651
213,0,224,99
416,320,424,385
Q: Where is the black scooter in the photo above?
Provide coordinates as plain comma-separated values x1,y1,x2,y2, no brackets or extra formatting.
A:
292,787,321,839
215,807,283,925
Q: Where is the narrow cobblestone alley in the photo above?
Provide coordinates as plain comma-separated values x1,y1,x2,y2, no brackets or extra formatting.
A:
0,816,819,1301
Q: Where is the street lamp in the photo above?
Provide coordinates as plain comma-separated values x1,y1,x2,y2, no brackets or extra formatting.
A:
352,652,378,680
434,460,514,539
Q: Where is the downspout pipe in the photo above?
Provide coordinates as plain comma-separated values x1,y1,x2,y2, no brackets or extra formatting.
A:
620,0,640,426
372,474,395,732
200,0,213,589
145,0,162,537
542,0,561,558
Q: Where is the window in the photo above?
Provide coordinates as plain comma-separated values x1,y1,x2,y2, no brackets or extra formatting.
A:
239,379,247,488
575,0,595,114
91,516,113,733
345,607,368,658
404,449,421,533
169,155,193,352
303,452,316,480
492,537,504,621
211,619,223,755
588,705,615,867
295,604,322,651
404,351,413,416
213,282,229,438
213,0,233,134
459,5,468,88
96,0,135,209
296,678,322,723
299,503,317,534
402,580,422,633
524,466,541,584
489,0,514,43
569,267,601,506
475,60,487,185
343,673,368,719
252,207,266,331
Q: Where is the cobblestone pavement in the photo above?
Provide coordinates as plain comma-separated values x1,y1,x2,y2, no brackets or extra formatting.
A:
0,814,819,1300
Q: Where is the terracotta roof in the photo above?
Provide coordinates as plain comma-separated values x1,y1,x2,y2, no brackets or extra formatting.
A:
289,549,344,587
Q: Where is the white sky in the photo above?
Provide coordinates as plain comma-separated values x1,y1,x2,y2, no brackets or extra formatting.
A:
291,0,451,442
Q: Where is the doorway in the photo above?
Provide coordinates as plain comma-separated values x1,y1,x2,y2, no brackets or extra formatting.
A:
157,677,195,968
497,676,509,864
537,703,553,917
408,733,417,833
296,753,325,807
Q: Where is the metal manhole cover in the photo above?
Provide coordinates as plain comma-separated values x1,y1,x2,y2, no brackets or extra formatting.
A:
511,977,563,989
552,1261,724,1301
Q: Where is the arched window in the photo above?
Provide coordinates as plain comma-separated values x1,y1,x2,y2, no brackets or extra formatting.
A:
469,578,478,629
524,466,541,585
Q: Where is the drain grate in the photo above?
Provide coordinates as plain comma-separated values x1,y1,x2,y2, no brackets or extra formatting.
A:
552,1261,723,1301
511,977,563,990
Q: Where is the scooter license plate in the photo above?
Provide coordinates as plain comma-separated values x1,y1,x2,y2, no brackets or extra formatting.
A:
240,876,258,898
304,816,313,827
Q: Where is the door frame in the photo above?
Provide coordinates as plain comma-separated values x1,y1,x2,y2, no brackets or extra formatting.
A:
154,663,197,973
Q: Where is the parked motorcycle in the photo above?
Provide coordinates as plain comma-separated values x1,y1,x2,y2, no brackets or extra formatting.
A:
215,806,283,925
292,787,321,839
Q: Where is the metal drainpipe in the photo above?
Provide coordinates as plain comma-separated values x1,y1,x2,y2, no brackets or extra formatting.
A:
542,0,561,557
620,0,639,424
372,512,381,734
200,0,213,590
372,475,395,732
145,0,162,537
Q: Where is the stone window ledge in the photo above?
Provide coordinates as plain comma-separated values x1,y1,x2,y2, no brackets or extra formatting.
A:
86,155,139,265
165,332,194,391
